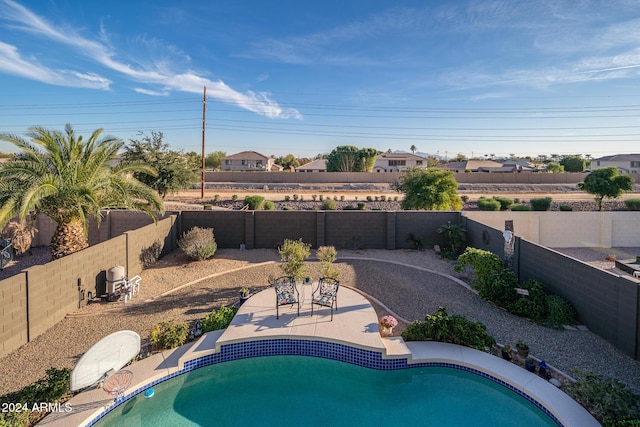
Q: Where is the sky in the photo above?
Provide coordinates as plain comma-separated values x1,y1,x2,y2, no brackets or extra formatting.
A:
2,0,640,160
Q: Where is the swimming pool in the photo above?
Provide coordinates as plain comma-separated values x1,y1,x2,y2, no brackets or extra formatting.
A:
95,355,558,427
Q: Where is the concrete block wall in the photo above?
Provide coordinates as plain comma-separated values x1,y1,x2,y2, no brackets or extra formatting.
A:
0,274,28,356
180,211,247,249
394,211,460,249
463,217,507,258
25,235,128,341
518,239,639,359
324,211,388,249
125,216,177,277
254,211,318,249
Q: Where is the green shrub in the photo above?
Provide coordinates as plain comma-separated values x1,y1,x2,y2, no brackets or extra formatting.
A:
178,227,217,260
566,370,640,426
477,197,501,211
264,201,275,210
201,306,238,333
493,197,513,211
357,202,366,210
213,194,220,202
624,198,640,211
366,195,373,202
545,295,575,328
374,196,379,201
319,194,324,201
455,248,517,308
394,196,399,201
402,307,495,351
322,199,337,210
530,197,552,211
312,195,317,201
511,204,531,211
278,238,311,279
149,320,189,350
231,194,238,201
510,280,548,323
513,198,520,203
244,195,265,210
203,204,213,210
284,195,290,202
559,205,573,211
293,194,299,201
282,206,293,210
340,195,345,201
380,195,386,201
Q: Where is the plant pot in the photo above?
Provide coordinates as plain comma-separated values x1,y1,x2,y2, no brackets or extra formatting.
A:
525,361,536,373
239,296,249,306
501,350,512,361
518,348,529,359
381,326,393,336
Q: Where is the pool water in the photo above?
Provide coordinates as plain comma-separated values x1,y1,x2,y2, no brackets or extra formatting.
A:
97,356,558,426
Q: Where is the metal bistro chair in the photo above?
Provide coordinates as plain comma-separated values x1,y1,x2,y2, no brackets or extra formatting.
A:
311,278,340,321
274,276,299,319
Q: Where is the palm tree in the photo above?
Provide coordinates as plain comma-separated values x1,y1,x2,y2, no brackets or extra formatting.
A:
0,124,164,259
410,144,417,154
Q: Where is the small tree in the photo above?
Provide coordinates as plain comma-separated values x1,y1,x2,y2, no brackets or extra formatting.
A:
278,238,311,280
393,167,462,210
205,151,226,170
546,161,564,173
317,245,339,279
178,227,217,261
578,167,633,211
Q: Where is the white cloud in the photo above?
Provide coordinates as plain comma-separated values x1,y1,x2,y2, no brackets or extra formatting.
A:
0,41,111,89
0,0,300,119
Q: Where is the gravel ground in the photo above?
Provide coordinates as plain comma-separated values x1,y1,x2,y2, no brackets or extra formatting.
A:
1,247,639,398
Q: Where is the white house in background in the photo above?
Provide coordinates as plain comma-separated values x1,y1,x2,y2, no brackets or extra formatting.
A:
295,159,327,172
373,153,426,172
591,154,640,174
220,151,281,171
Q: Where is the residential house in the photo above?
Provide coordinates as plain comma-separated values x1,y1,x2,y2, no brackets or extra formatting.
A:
295,159,327,172
220,151,280,171
373,153,427,172
591,154,640,174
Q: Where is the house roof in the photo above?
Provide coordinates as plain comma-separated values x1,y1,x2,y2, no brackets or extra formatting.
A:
594,154,640,161
222,151,269,161
296,159,327,170
377,152,426,161
438,160,503,171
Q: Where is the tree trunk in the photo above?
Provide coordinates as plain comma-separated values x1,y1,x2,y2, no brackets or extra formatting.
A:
50,219,88,260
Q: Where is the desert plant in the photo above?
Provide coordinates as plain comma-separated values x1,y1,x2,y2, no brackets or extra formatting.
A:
139,240,162,268
293,194,299,201
437,221,466,254
340,195,345,201
0,219,36,255
312,195,317,201
374,195,379,201
366,195,373,202
493,197,513,211
213,194,220,202
624,198,640,211
545,295,575,328
231,194,238,201
319,194,324,201
243,195,265,210
511,204,531,211
178,227,217,261
530,197,552,211
322,199,337,210
317,245,339,279
149,320,189,350
264,200,275,210
559,205,573,211
460,195,469,203
201,306,238,333
566,370,640,426
284,195,290,202
407,233,425,251
477,197,501,211
357,202,366,210
278,238,311,280
402,307,495,351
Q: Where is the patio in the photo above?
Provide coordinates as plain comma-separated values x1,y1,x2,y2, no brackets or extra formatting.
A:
41,285,597,427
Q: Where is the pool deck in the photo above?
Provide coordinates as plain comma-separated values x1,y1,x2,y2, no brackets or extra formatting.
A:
42,285,598,427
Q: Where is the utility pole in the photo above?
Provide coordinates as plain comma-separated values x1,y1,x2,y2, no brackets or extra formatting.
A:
201,86,206,199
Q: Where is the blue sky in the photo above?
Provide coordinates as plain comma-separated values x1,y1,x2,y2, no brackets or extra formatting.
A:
2,0,640,159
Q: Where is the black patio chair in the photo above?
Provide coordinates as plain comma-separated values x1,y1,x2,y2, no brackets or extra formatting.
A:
311,277,340,321
274,276,299,319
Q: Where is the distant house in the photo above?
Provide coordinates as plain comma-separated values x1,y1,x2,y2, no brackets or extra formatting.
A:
295,159,327,172
591,154,640,174
220,151,279,171
437,160,504,173
373,153,426,172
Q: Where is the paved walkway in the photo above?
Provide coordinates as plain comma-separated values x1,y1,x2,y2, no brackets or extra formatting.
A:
42,286,597,427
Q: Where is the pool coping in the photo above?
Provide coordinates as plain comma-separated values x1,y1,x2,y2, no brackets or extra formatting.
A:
40,287,599,427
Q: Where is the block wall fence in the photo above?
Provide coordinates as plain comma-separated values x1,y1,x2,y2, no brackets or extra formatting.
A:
1,210,638,361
